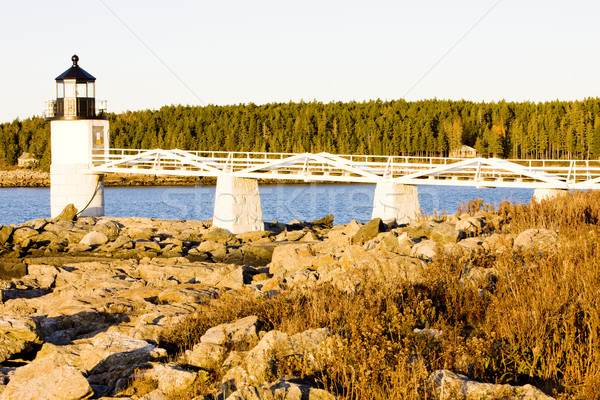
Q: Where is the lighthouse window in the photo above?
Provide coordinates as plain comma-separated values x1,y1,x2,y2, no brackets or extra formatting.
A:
87,82,94,98
76,83,87,97
64,81,76,97
57,82,64,98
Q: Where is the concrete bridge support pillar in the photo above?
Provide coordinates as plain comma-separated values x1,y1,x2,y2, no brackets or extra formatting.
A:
371,181,420,225
212,175,264,234
532,188,568,203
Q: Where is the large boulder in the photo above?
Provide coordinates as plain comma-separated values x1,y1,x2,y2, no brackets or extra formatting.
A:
0,316,43,362
145,362,199,395
514,229,558,253
428,370,553,400
0,353,93,400
79,231,109,246
12,227,39,245
0,225,13,245
455,217,486,237
201,316,260,347
351,218,386,245
0,260,27,280
244,328,331,384
94,220,121,241
241,244,275,266
53,204,78,222
311,214,335,228
202,227,238,245
196,240,227,261
186,342,226,371
431,222,463,244
410,239,439,260
269,243,334,276
324,245,427,292
405,221,436,239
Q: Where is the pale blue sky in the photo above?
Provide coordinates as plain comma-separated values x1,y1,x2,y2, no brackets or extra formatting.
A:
1,0,598,123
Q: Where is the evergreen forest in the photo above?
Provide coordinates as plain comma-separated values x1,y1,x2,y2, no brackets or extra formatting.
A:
2,98,600,170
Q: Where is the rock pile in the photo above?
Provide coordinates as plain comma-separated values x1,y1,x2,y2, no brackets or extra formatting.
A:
0,208,558,399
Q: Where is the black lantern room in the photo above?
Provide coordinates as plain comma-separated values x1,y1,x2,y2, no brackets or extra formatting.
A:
45,55,107,120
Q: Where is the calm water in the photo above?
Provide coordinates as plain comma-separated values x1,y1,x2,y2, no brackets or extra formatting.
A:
0,184,533,226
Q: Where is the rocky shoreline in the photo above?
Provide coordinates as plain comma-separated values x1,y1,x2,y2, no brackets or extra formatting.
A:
0,170,204,188
0,202,559,399
0,170,348,188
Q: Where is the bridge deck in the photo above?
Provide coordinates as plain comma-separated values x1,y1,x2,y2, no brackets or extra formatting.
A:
91,148,600,190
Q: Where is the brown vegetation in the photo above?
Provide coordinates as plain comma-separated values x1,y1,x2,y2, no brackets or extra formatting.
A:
143,191,600,400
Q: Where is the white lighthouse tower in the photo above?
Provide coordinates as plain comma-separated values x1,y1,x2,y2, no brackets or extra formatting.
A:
45,55,108,218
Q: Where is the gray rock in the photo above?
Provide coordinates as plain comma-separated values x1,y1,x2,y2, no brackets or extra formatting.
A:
351,218,386,245
53,203,78,222
268,243,334,277
145,362,198,395
514,229,558,253
431,222,463,244
405,221,436,239
0,261,27,280
94,220,121,240
311,214,335,228
0,316,43,362
196,240,227,261
396,233,414,255
410,239,438,260
428,369,554,400
202,227,238,245
186,342,226,371
140,389,168,400
321,245,427,292
0,225,13,245
241,244,275,266
368,231,400,253
201,316,259,347
0,353,93,400
236,231,273,243
12,227,39,245
225,377,336,400
413,328,445,340
245,328,331,383
455,217,486,236
80,231,110,246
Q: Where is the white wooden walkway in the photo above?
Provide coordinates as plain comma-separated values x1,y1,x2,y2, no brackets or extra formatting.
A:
91,148,600,190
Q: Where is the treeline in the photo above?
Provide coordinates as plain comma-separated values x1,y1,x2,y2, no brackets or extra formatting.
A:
2,98,600,169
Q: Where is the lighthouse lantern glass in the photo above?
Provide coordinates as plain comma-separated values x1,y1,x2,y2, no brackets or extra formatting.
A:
76,83,87,97
57,82,64,98
87,82,94,98
64,80,76,98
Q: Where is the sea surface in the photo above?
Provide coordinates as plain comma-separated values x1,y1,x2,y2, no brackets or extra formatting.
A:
0,184,534,226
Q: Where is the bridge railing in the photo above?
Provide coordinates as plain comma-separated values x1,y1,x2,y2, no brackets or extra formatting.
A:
90,148,600,188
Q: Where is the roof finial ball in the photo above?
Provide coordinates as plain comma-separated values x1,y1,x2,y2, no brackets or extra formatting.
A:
72,54,79,67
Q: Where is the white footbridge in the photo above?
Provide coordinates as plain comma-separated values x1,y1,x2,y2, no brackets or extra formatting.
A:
43,57,599,233
87,148,600,233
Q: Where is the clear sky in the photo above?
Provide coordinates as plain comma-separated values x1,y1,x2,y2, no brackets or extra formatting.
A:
1,0,599,123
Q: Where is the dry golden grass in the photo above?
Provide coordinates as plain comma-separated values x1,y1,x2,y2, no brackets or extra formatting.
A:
138,190,600,399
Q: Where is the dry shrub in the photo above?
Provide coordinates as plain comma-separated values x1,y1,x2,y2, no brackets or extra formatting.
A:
155,191,600,399
485,235,600,397
499,190,600,234
116,370,158,398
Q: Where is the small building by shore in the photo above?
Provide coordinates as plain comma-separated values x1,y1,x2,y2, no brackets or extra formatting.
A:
449,145,478,158
17,152,39,168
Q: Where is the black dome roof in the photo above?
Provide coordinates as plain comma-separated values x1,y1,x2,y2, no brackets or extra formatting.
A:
55,55,96,81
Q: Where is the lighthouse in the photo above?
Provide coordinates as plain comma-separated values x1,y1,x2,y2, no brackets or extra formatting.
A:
45,55,108,218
